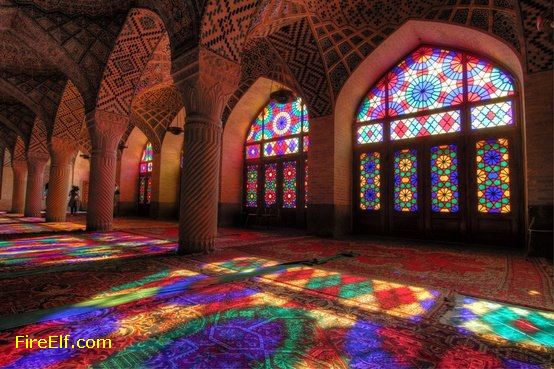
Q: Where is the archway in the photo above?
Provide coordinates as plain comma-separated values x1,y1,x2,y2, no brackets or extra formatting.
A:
334,20,525,244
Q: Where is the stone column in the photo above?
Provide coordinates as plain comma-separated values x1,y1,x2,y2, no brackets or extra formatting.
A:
178,116,222,253
86,110,128,231
10,160,27,214
24,154,49,217
172,47,239,254
46,137,77,222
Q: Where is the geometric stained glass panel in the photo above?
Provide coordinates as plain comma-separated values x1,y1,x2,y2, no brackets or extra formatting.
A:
264,163,277,207
431,144,459,213
466,56,515,102
471,101,513,130
359,152,381,210
264,138,299,157
476,138,511,213
394,149,418,212
245,144,261,159
357,80,387,122
282,161,297,209
246,165,258,208
357,123,383,144
391,111,461,140
387,47,465,116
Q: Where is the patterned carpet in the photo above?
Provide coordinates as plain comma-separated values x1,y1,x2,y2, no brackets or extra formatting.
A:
0,226,553,368
231,238,554,310
0,215,85,236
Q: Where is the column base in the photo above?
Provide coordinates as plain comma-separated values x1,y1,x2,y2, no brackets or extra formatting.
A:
86,221,113,232
177,238,215,255
46,215,67,222
24,211,43,218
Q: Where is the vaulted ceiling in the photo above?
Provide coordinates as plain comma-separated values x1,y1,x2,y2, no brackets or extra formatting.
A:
0,0,551,157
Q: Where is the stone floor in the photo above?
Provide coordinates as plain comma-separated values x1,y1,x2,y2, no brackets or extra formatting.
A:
0,214,552,368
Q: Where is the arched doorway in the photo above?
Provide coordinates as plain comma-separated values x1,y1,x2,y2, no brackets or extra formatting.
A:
243,97,310,227
138,142,154,215
353,46,522,245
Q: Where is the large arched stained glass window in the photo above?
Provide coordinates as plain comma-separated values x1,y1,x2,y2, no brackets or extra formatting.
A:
354,46,520,242
138,142,153,208
244,97,309,215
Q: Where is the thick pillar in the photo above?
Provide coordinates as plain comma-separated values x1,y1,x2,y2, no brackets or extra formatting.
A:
178,116,222,253
173,47,239,254
86,110,128,231
24,155,49,217
10,160,27,214
46,138,77,222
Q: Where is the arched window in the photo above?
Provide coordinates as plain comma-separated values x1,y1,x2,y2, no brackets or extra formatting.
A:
138,142,153,211
354,46,521,243
244,97,309,224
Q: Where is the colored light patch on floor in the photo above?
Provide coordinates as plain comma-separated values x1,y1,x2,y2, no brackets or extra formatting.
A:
0,266,549,369
0,223,52,235
200,256,442,321
441,295,554,349
0,232,176,269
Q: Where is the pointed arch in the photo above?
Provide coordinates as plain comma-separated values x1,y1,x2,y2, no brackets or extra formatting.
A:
52,80,85,141
95,8,168,117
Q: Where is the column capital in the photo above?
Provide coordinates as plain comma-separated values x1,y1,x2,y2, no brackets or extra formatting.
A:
49,136,78,165
86,109,128,153
26,152,49,165
173,47,240,124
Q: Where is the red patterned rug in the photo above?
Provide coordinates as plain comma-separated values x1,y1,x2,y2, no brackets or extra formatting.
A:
233,238,554,310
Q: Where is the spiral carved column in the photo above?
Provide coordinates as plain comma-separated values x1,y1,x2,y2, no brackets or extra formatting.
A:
24,155,49,217
11,160,27,214
46,138,77,222
178,116,222,254
86,110,128,231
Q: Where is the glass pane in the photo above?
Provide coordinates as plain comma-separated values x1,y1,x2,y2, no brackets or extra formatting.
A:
431,144,459,213
359,152,381,210
147,162,153,172
303,136,310,152
301,100,310,133
466,56,515,101
139,163,147,174
471,101,513,130
263,138,299,157
245,144,261,159
394,149,418,212
282,161,297,208
357,123,384,144
264,163,277,207
139,177,145,203
357,80,387,122
476,138,511,213
246,165,258,208
141,142,153,161
146,177,152,204
388,47,464,116
390,111,460,140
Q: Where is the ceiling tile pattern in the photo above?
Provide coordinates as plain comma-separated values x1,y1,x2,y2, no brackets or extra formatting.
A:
96,8,167,117
53,80,85,140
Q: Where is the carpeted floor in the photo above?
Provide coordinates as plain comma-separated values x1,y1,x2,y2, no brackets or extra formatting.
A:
0,224,553,368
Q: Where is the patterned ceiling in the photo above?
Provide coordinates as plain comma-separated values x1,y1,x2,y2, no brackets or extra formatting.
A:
0,0,551,152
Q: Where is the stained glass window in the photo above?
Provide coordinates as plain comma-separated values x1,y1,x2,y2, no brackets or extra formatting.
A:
244,95,308,212
138,142,154,206
246,165,258,208
476,138,511,213
139,142,153,174
304,159,308,208
431,145,459,213
357,124,383,144
360,152,381,210
264,163,277,207
282,161,297,208
394,149,418,212
471,101,513,130
390,111,460,140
